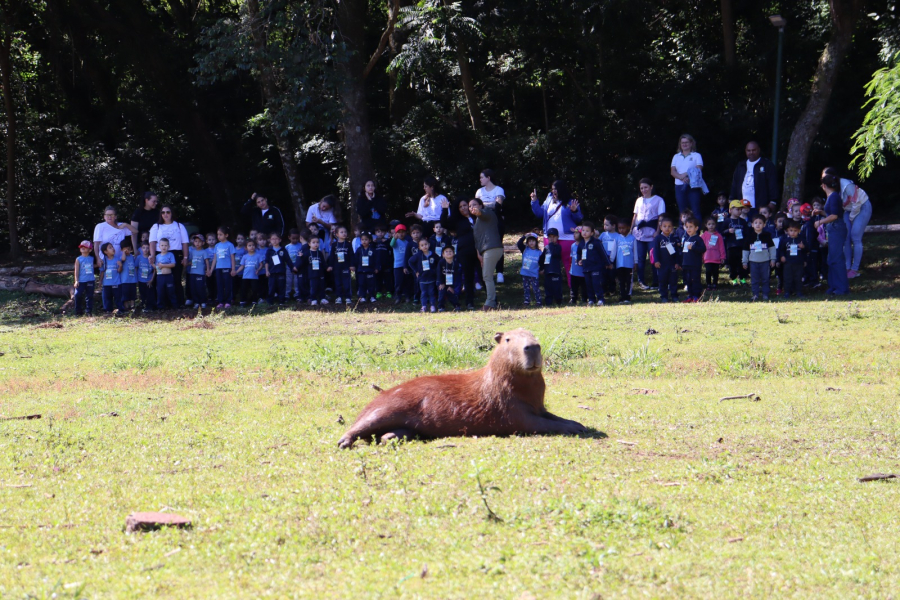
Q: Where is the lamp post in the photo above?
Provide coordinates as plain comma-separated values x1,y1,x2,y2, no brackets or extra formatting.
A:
769,14,787,165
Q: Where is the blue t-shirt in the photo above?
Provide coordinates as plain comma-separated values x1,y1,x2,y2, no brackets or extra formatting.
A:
76,256,95,283
234,246,247,265
137,255,153,283
214,241,236,270
569,243,584,277
520,246,541,278
286,242,302,265
156,252,176,275
101,256,121,286
240,253,262,280
189,247,208,276
120,255,137,284
615,233,636,269
599,231,618,263
391,237,410,268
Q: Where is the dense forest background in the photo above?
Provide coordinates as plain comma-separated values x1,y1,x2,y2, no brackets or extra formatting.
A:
0,0,898,254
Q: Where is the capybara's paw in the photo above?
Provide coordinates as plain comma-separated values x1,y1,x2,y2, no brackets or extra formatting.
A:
337,436,354,449
561,420,587,434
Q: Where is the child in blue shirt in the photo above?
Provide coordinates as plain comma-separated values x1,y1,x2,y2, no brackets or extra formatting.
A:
354,232,379,303
188,234,210,308
285,229,303,300
540,228,563,306
614,219,636,304
119,241,138,309
437,246,463,311
653,217,682,303
408,238,438,312
306,235,328,306
429,222,449,257
517,233,542,307
328,225,354,305
205,232,218,302
680,217,707,302
136,242,156,310
569,228,585,304
599,215,619,297
99,242,125,313
211,226,236,308
576,221,611,306
73,240,96,316
389,224,411,304
236,239,263,305
155,238,179,309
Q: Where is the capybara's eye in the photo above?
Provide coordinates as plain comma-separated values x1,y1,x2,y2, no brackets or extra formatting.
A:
505,338,510,343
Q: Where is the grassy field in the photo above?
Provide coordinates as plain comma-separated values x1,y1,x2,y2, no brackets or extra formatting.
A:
1,233,899,599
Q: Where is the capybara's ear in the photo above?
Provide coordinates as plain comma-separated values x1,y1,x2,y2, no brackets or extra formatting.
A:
494,332,503,344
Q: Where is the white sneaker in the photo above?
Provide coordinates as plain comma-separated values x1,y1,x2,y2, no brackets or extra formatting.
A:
335,297,342,304
345,299,351,304
430,305,436,313
370,297,377,303
420,306,426,312
496,273,504,283
185,299,194,307
310,300,318,306
359,297,366,303
475,282,483,290
587,301,595,307
321,299,329,305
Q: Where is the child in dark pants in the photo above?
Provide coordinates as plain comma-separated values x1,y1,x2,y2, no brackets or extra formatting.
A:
437,246,463,311
408,238,438,312
119,242,137,310
742,214,777,301
517,233,542,307
137,242,156,310
211,226,236,308
100,242,125,313
373,225,392,298
540,228,563,306
599,215,619,297
265,232,290,305
719,200,748,285
205,232,218,303
680,217,706,302
701,217,725,290
354,232,379,303
653,217,682,302
236,240,263,305
154,238,179,309
306,236,328,306
569,228,586,304
73,240,96,316
778,220,807,299
576,220,612,306
614,219,635,303
328,225,354,305
187,234,210,308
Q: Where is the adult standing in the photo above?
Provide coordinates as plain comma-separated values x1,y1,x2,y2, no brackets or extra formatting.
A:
475,169,506,283
149,205,190,306
530,180,582,285
356,180,388,233
822,167,871,279
440,196,478,310
468,198,503,310
631,178,666,290
406,176,445,225
670,134,704,219
817,173,850,295
730,141,779,210
306,195,340,230
241,193,285,238
93,206,137,266
130,192,160,253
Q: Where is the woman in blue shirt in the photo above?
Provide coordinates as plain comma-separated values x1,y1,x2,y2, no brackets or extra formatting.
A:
816,174,849,295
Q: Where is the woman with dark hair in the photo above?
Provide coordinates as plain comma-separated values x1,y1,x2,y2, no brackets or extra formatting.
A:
306,195,341,248
149,205,190,305
475,169,506,283
821,166,871,279
356,180,388,233
469,197,503,310
631,178,666,289
130,192,160,253
530,179,582,285
407,176,446,224
816,173,850,295
440,196,478,310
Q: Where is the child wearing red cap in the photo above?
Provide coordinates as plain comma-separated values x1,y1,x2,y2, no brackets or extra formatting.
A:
73,241,96,316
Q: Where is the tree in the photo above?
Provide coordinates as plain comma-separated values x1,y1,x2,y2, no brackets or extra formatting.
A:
850,52,900,180
781,0,865,203
0,0,20,257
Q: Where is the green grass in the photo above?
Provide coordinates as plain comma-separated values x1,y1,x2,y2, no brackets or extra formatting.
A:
1,234,900,598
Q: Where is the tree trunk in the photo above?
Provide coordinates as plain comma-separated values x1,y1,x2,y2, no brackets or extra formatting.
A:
720,0,736,68
0,20,20,258
247,0,307,228
0,276,73,298
335,0,375,228
456,44,483,132
782,0,864,204
388,0,415,125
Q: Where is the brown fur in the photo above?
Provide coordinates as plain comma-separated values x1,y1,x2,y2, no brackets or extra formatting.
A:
338,329,586,448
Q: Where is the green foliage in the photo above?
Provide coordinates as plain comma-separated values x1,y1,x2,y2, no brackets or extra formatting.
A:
850,52,900,180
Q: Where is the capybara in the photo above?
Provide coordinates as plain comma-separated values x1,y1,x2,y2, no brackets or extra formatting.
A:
338,328,586,448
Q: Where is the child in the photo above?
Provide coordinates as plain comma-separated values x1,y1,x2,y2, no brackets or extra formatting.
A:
614,219,635,304
540,227,563,306
711,192,729,225
306,235,328,306
210,226,236,308
351,225,362,253
700,217,725,290
437,245,463,311
99,242,125,313
600,215,619,297
652,217,682,303
373,224,392,299
409,238,438,312
720,200,748,285
390,224,411,304
328,225,354,305
799,203,820,288
119,241,137,309
675,209,693,243
772,213,788,294
740,200,751,222
576,220,611,306
155,238,179,309
429,222,449,256
137,242,156,310
73,241,96,316
408,225,425,304
759,206,775,236
569,227,586,304
285,229,302,300
205,232,218,301
188,234,210,308
236,239,263,305
742,214,777,301
517,232,542,307
680,217,706,302
292,230,310,303
265,232,290,305
354,232,379,303
778,220,807,299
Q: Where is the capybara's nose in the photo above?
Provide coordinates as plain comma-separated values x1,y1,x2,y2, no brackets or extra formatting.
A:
524,344,541,354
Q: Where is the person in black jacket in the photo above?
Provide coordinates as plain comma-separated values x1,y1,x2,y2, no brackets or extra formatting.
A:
356,181,388,233
653,217,683,303
540,228,564,306
437,246,463,311
440,196,478,310
729,142,779,213
241,193,285,238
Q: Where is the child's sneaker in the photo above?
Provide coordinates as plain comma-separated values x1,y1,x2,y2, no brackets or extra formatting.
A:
637,282,649,290
596,300,604,306
430,305,436,313
751,295,759,301
496,273,504,283
345,298,351,305
619,300,631,305
523,301,530,307
201,303,207,309
475,282,483,290
185,299,194,307
310,300,318,306
386,292,392,299
587,301,595,307
335,297,342,304
224,303,231,308
420,306,426,313
740,278,747,285
847,269,859,279
376,292,383,299
321,298,329,305
659,298,669,303
359,297,366,303
370,297,376,303
216,303,224,309
731,279,739,286
762,295,769,301
438,308,445,313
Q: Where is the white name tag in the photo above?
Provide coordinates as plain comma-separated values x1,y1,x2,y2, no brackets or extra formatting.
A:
751,241,764,252
544,253,551,264
445,273,454,286
665,243,675,255
312,259,320,270
735,229,743,240
272,254,281,266
621,246,631,256
789,244,799,256
717,213,724,222
140,267,149,278
684,241,692,252
422,260,430,271
710,234,718,246
106,269,114,280
523,258,534,271
606,241,616,253
581,249,587,260
337,251,345,263
362,255,369,267
773,237,780,249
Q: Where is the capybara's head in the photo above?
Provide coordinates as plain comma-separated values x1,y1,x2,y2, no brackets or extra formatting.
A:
492,329,542,373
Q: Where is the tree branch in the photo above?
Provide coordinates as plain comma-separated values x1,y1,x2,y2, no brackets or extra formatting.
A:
362,0,400,80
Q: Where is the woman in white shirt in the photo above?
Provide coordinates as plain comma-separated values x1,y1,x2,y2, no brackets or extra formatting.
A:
631,178,666,289
306,195,340,248
475,169,506,282
149,205,190,305
92,205,137,267
407,175,446,224
670,134,704,220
